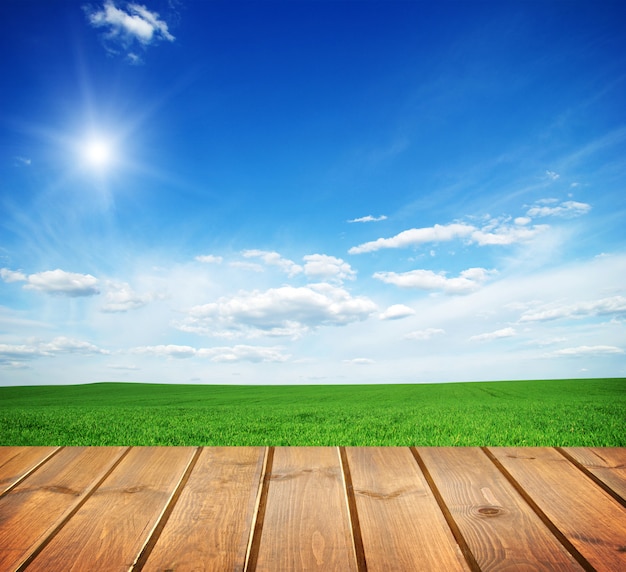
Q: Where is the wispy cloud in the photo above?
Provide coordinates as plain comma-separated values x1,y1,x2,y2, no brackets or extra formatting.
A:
0,337,109,364
519,295,626,322
469,327,516,342
242,250,303,277
84,1,175,63
195,254,223,264
526,200,591,218
132,343,289,362
545,170,560,180
404,328,445,341
547,345,624,357
1,268,100,297
101,281,157,313
349,219,547,254
374,267,496,295
347,215,388,223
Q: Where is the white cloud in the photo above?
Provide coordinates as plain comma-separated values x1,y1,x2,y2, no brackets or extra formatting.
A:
349,219,547,253
469,327,516,342
198,345,289,363
343,358,375,365
195,254,223,264
132,343,289,362
176,283,377,338
548,345,624,357
229,261,264,272
0,337,108,363
3,269,100,297
303,254,355,283
514,217,531,226
379,304,415,320
85,1,174,62
347,215,388,223
15,156,31,166
546,170,560,180
374,267,496,295
101,281,155,313
0,268,27,283
242,250,303,277
519,295,626,322
349,223,475,254
404,328,445,341
526,200,591,218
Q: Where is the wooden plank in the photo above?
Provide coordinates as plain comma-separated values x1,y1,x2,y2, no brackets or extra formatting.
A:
347,447,470,571
0,446,127,571
489,447,626,571
254,447,358,571
141,447,266,571
561,447,626,503
417,447,584,571
0,446,59,495
25,447,196,571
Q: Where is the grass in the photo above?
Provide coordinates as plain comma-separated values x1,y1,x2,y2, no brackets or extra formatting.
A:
0,378,624,446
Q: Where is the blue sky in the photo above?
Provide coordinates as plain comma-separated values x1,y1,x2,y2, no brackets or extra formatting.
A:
1,0,625,386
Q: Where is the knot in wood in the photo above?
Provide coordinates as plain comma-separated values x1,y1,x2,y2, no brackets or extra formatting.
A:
476,505,505,517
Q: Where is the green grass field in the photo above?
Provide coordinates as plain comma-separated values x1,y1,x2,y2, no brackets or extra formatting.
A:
0,378,624,446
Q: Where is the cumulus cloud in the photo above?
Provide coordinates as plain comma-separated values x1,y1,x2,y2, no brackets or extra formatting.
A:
547,345,624,357
0,269,27,283
132,343,289,362
379,304,415,320
0,337,108,364
519,295,626,322
347,215,388,223
404,328,445,341
195,254,223,264
242,250,303,277
303,254,355,283
349,219,547,254
85,1,174,62
374,267,496,295
526,200,591,218
176,283,377,339
469,327,516,342
1,268,100,297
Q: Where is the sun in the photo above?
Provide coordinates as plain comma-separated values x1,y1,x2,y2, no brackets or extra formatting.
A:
83,137,114,169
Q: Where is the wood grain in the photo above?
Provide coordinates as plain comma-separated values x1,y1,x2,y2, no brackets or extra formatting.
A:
347,447,470,571
141,446,265,572
561,447,626,503
254,447,358,571
489,446,626,571
0,446,127,571
0,446,59,495
418,447,584,571
25,446,196,572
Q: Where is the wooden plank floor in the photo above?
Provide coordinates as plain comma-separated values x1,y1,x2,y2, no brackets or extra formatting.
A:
0,447,625,571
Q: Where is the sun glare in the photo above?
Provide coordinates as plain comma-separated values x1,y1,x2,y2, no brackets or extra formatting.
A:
84,138,113,169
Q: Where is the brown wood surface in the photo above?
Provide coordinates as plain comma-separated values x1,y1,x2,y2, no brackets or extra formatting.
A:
0,447,59,495
141,447,266,572
347,447,469,571
562,447,626,503
0,446,624,571
489,446,626,572
24,447,196,572
0,447,127,571
254,447,358,571
418,447,583,571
